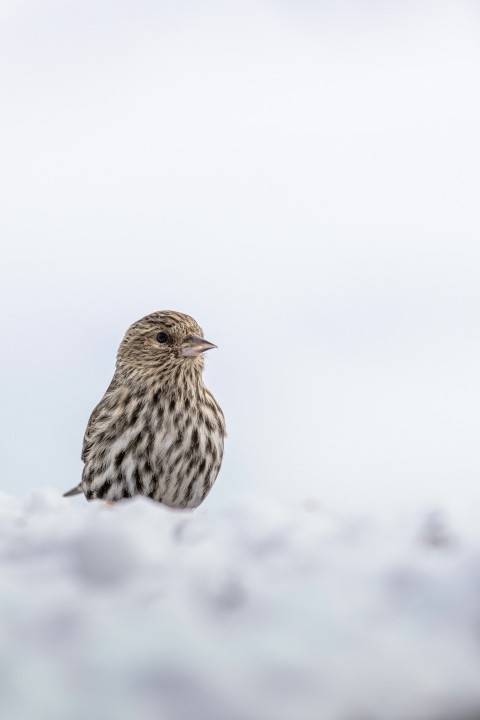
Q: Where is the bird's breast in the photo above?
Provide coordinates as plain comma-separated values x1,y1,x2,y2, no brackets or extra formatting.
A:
84,391,224,508
144,396,224,508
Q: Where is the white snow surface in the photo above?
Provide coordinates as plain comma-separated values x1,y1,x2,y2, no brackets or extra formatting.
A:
1,489,480,720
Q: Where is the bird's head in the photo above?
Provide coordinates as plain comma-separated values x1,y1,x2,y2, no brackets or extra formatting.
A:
116,310,217,388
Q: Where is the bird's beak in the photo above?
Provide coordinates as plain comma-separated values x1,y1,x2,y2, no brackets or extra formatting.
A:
179,336,217,358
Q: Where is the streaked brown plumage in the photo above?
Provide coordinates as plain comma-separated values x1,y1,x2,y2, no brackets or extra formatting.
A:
63,311,226,508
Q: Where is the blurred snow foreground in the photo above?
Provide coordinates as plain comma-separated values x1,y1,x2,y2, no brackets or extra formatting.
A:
1,491,480,720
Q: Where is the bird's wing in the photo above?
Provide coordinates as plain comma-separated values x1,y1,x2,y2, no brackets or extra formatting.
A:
81,401,104,463
81,379,116,463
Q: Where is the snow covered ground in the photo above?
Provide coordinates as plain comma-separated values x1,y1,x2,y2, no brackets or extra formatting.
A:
1,489,480,720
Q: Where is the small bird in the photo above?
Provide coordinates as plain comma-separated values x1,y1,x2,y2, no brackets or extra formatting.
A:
63,311,226,508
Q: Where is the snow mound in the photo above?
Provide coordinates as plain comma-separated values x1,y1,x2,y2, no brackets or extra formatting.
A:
1,489,480,720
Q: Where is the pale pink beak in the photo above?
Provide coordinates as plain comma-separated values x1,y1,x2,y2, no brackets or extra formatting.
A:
179,336,217,358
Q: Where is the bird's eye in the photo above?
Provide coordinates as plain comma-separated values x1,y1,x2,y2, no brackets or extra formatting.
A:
156,332,169,344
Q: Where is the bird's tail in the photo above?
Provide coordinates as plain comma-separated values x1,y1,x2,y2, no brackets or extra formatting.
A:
63,483,83,497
